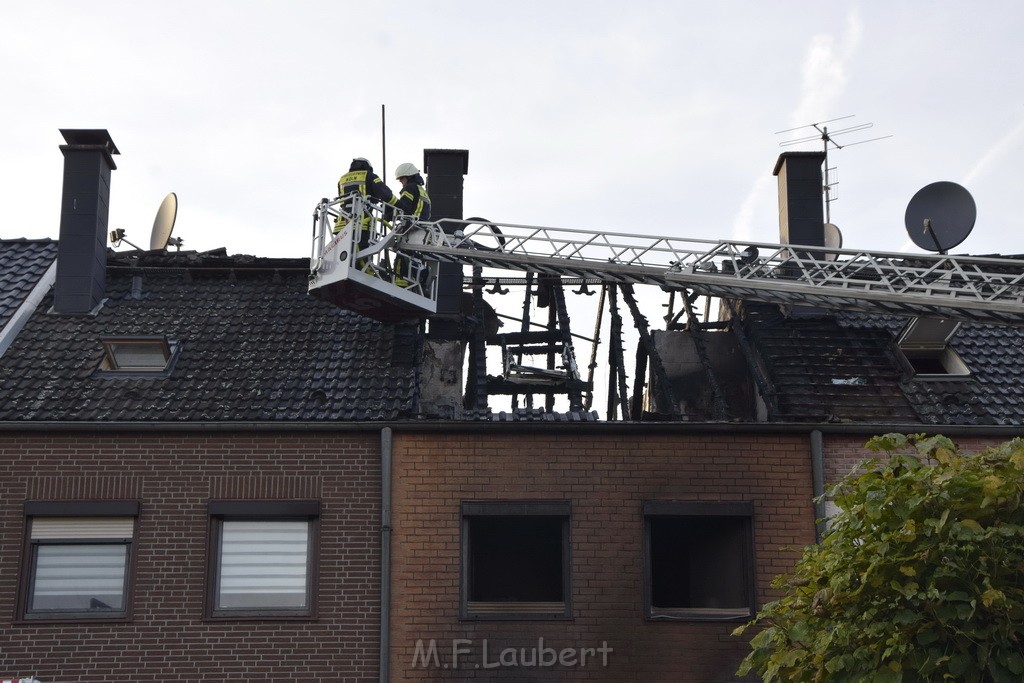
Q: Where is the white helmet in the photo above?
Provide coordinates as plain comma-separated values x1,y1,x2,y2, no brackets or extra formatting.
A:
395,162,419,179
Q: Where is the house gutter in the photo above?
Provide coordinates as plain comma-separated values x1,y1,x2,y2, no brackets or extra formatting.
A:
810,429,826,543
379,427,393,683
1,420,1022,437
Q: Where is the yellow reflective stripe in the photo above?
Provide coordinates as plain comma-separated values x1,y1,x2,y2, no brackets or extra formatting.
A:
338,170,369,196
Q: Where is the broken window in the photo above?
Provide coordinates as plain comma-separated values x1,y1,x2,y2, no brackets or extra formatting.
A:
644,501,755,620
461,501,570,619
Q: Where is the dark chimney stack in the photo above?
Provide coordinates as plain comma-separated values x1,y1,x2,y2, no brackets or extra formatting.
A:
54,129,119,314
423,149,469,328
773,151,825,247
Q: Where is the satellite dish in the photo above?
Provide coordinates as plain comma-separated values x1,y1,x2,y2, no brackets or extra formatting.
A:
904,181,976,253
823,222,843,261
150,192,178,250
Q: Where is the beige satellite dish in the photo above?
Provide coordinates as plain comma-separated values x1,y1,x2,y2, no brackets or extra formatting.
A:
823,222,843,261
150,192,178,250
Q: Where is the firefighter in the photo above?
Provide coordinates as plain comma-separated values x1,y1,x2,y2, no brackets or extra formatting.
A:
392,162,431,287
392,162,431,221
333,158,395,270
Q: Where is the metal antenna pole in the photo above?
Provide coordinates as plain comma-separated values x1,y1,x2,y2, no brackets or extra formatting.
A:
381,105,387,179
822,126,832,223
778,116,892,225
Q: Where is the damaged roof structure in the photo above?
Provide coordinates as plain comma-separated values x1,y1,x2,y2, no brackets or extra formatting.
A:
0,129,1022,682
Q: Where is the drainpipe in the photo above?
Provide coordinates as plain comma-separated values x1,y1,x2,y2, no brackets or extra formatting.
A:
810,429,826,543
380,427,393,683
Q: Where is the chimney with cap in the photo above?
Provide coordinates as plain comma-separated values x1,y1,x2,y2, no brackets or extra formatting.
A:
53,129,119,314
773,151,826,247
423,148,469,331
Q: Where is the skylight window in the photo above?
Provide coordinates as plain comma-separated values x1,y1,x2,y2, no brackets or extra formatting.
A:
99,336,179,373
896,319,970,379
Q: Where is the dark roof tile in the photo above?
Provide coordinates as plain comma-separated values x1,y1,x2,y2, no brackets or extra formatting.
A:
0,239,57,330
0,251,417,422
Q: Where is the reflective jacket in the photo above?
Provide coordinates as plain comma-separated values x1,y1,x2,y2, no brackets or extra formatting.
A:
334,168,395,234
394,175,431,221
337,169,395,204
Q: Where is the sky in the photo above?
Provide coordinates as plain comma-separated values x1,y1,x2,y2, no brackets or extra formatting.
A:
4,1,1022,416
4,1,1024,260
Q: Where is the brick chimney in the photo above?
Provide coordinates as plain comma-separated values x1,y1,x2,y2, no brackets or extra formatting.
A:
423,148,469,328
773,151,825,247
53,129,119,314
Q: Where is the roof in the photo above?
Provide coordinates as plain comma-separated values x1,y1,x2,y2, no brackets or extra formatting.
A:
837,311,1024,426
0,249,419,422
742,302,1024,426
0,239,57,331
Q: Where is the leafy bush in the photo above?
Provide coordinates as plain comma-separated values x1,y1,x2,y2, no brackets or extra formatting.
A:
735,434,1024,682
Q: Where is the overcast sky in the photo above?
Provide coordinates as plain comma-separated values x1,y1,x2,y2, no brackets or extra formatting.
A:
4,1,1023,260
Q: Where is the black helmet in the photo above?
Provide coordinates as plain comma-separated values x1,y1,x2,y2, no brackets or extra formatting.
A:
349,157,372,172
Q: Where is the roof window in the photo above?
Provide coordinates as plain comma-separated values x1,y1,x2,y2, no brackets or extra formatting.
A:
896,319,970,379
99,336,179,374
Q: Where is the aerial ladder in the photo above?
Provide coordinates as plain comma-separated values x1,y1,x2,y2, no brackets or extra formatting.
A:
309,194,1024,326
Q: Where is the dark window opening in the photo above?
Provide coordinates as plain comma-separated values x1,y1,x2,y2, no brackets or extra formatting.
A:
461,502,570,619
907,354,947,375
469,516,563,602
645,503,754,621
901,347,970,378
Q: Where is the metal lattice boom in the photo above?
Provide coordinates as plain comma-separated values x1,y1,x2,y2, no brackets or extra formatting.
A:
396,218,1024,324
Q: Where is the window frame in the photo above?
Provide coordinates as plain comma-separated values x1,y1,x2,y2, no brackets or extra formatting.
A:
895,319,971,380
643,501,756,622
96,335,181,377
205,500,320,621
460,500,572,621
18,500,140,623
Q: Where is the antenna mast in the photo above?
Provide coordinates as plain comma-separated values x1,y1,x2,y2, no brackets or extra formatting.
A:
777,115,891,223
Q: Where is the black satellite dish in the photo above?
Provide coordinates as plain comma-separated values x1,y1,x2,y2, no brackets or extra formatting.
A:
904,181,976,253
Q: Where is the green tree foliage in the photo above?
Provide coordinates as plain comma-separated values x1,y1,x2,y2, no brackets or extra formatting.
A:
735,434,1024,682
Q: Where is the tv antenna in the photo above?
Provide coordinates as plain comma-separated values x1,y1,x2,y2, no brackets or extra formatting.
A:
776,115,892,223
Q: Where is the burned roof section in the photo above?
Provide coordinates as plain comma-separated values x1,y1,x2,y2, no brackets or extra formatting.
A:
0,249,419,422
836,311,1024,426
737,302,1024,426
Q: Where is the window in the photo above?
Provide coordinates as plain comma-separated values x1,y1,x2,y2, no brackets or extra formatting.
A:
98,336,180,374
896,318,970,379
20,501,139,621
644,501,755,621
461,501,571,620
207,500,319,619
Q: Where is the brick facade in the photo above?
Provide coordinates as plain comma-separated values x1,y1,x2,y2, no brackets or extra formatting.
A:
0,431,381,682
823,433,1011,489
389,431,816,682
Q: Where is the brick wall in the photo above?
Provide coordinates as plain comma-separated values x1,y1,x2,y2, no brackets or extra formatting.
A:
823,433,1011,488
0,431,381,683
389,431,816,682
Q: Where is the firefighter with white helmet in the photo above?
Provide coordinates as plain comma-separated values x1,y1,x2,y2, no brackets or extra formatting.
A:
393,163,431,221
392,163,431,287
